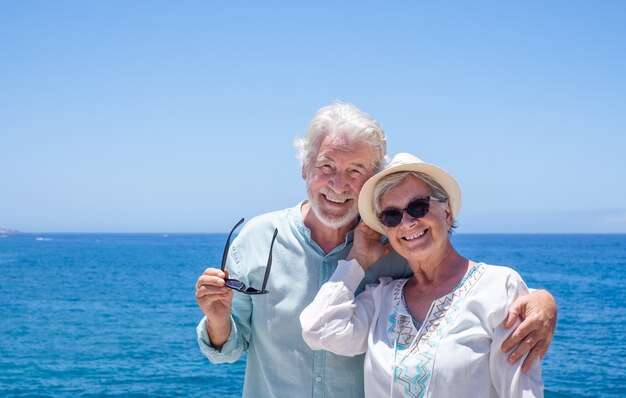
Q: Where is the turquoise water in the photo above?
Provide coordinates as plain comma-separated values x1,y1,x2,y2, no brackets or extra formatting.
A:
0,233,624,397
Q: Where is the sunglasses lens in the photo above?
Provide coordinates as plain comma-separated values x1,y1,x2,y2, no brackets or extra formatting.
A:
379,210,403,228
406,199,430,218
225,279,246,291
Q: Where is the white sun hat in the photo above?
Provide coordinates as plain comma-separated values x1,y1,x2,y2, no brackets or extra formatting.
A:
358,152,462,234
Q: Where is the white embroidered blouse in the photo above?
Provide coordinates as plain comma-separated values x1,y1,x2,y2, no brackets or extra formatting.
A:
300,260,544,398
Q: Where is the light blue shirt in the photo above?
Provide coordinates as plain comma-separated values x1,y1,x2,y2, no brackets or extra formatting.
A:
197,202,412,398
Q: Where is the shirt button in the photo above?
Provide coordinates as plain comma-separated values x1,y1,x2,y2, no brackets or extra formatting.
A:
315,376,322,382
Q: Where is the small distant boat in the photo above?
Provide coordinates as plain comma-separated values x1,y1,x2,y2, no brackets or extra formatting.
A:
35,237,52,241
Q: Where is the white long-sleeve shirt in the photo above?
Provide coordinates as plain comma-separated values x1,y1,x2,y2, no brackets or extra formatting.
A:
300,260,544,398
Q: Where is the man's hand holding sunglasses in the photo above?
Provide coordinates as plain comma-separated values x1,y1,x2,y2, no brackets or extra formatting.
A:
195,218,278,349
195,267,235,350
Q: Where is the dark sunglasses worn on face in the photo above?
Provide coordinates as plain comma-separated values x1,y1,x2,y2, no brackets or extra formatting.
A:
377,196,446,228
220,218,278,295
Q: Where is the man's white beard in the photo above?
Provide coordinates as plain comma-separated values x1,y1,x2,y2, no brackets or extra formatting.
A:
308,187,359,229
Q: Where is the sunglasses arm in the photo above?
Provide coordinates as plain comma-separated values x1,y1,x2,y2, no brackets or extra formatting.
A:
221,217,244,271
260,228,278,292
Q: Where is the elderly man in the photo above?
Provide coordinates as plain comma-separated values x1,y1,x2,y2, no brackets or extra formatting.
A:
195,102,557,398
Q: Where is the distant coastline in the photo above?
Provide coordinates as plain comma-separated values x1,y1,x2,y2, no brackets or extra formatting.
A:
0,227,19,234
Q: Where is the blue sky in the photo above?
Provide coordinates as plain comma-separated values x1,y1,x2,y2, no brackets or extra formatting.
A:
1,1,625,233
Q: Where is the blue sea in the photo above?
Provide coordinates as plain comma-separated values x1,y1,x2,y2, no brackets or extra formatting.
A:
0,233,624,397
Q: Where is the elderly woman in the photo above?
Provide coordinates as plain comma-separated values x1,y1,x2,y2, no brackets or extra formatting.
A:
300,153,544,397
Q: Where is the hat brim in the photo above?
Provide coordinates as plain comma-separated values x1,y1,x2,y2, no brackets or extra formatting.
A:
358,162,462,235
